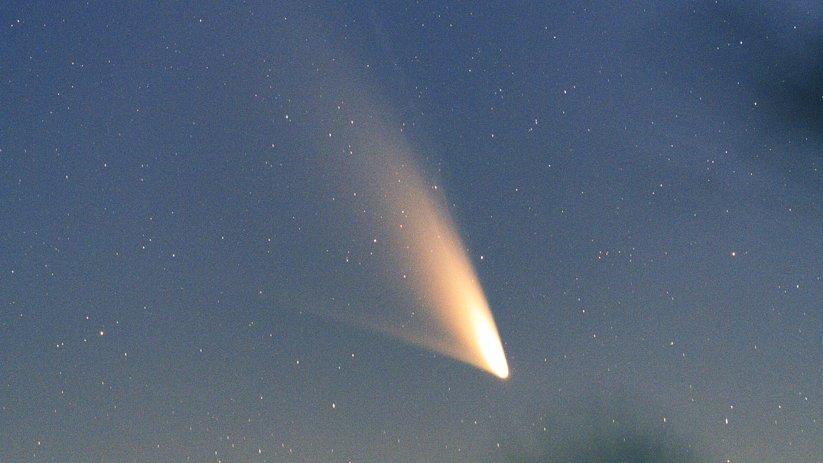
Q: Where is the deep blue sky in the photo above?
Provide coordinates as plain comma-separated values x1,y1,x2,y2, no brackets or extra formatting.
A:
1,2,821,462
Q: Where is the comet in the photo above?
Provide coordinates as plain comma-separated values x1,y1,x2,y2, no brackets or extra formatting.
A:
376,156,510,380
395,175,509,379
315,148,510,380
279,16,510,379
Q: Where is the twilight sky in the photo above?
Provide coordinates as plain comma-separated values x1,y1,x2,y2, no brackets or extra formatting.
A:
1,2,821,462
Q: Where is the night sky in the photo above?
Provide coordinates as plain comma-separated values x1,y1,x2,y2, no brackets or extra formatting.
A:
1,2,821,462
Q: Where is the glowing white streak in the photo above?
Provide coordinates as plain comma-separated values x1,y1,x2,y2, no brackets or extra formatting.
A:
280,16,509,379
379,159,509,379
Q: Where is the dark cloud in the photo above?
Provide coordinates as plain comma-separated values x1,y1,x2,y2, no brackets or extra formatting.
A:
503,398,705,463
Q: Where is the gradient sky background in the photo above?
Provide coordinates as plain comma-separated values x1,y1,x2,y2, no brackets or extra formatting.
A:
1,1,821,462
